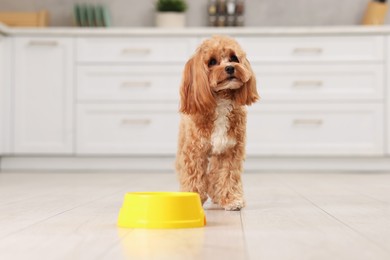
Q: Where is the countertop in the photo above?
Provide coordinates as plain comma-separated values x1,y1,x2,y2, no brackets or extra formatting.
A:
2,23,390,37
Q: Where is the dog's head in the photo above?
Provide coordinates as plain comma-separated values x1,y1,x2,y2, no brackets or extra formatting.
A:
179,35,259,115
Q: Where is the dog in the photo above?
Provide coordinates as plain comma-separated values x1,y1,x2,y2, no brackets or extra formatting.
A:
175,35,259,211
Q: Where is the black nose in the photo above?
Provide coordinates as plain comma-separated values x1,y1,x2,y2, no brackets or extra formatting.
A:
225,66,235,75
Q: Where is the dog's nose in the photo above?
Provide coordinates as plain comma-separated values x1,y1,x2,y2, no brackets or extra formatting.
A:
225,66,235,75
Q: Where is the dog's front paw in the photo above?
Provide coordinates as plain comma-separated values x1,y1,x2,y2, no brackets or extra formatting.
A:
222,199,245,211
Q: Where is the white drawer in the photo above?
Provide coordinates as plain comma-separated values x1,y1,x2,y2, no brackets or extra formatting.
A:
77,37,195,63
255,63,384,101
77,65,182,102
237,36,384,62
76,104,179,155
246,104,384,156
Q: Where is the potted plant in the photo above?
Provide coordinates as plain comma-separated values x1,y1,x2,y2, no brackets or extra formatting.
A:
156,0,188,28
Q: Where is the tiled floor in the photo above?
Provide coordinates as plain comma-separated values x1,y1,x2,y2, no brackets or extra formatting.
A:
0,172,389,260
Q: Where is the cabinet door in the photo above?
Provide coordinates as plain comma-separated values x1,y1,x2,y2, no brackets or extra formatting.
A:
253,63,384,101
247,103,384,156
0,36,5,154
237,36,384,62
0,36,11,155
76,104,179,155
13,37,73,154
387,37,390,155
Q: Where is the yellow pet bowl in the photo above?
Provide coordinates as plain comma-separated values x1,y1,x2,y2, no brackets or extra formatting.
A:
117,192,206,229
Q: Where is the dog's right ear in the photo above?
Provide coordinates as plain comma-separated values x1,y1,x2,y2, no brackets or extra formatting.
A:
179,55,215,115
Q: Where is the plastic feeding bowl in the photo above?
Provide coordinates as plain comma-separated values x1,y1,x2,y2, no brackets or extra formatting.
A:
117,192,206,229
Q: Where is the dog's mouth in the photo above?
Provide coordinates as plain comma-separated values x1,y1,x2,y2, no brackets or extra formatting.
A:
218,76,238,84
215,76,243,91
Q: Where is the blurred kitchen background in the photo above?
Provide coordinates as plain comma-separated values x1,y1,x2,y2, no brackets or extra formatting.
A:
1,0,390,172
0,0,387,27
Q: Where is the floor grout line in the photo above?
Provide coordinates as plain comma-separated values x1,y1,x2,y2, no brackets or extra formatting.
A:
239,209,251,260
282,179,390,254
0,186,126,241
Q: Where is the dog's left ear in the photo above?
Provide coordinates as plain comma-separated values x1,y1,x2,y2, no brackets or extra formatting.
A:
235,57,260,106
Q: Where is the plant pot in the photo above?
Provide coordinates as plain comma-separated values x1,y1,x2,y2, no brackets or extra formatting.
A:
156,12,186,28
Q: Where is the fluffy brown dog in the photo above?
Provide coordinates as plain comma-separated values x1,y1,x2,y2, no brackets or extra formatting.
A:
175,35,259,211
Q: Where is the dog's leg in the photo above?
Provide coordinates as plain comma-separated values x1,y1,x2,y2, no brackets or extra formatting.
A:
207,146,245,211
176,141,210,204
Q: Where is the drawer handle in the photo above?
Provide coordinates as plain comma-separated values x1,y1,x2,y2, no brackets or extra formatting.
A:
293,119,323,125
28,40,59,46
121,81,151,88
121,48,151,55
292,48,323,55
121,119,151,125
293,80,323,88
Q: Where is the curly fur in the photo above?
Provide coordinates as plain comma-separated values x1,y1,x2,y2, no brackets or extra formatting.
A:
176,35,259,211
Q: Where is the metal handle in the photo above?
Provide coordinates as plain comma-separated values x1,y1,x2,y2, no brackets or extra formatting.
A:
293,119,323,125
121,81,151,88
292,48,323,55
293,80,323,88
121,119,151,125
28,40,58,46
121,48,151,55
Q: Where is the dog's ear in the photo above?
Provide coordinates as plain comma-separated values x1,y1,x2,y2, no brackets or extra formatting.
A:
179,54,215,114
234,57,260,106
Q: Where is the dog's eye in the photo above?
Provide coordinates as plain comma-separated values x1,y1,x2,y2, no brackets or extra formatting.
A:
208,58,217,67
230,55,239,63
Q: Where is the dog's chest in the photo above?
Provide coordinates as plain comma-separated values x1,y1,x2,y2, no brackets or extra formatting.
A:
211,99,237,154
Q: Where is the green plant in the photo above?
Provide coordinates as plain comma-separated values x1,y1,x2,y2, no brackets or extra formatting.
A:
156,0,188,12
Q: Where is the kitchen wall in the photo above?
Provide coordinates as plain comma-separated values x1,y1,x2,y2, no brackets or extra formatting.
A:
0,0,385,27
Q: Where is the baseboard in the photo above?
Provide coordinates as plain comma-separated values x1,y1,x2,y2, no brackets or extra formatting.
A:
0,156,176,172
1,156,390,173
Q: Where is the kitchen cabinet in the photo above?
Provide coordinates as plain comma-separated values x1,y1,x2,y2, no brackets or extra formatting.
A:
77,104,179,155
387,36,390,155
77,65,183,102
239,35,385,156
247,104,383,156
75,37,193,155
1,26,390,171
0,35,11,155
13,37,74,154
0,36,5,154
236,36,384,62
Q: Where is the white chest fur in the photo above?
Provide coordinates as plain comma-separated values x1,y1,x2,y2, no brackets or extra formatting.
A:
211,99,237,154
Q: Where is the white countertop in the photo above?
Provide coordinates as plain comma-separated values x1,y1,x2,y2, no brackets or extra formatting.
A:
1,23,390,36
